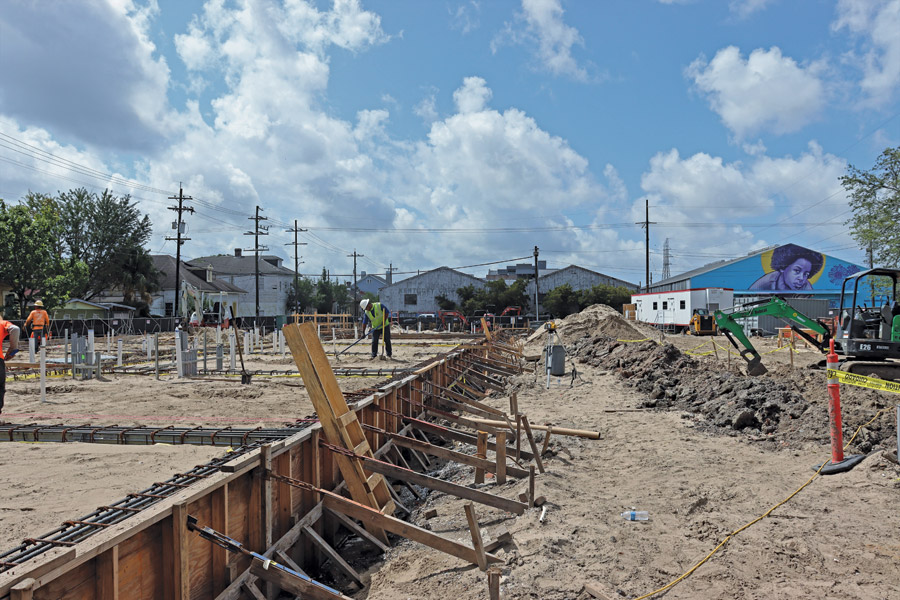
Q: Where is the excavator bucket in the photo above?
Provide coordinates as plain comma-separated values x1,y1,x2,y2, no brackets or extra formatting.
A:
745,356,768,376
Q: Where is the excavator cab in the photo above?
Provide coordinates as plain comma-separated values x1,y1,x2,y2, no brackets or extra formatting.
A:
833,268,900,372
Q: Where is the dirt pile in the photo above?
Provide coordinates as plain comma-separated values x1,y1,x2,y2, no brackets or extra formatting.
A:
524,304,657,354
573,333,897,452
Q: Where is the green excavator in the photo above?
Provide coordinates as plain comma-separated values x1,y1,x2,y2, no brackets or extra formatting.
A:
714,268,900,377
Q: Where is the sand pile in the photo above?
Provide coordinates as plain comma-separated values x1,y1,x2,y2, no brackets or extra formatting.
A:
524,304,658,354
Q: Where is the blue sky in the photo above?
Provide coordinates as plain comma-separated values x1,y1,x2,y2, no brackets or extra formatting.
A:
1,0,898,286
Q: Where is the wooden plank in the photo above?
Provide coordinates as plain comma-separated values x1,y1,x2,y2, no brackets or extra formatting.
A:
406,419,534,462
541,426,553,456
249,561,352,600
495,431,507,485
475,431,488,484
210,485,229,594
322,494,501,567
95,546,118,600
274,550,307,577
10,578,35,600
363,425,528,478
466,417,600,440
171,502,190,600
283,323,392,544
356,454,526,515
242,581,267,600
324,508,389,553
424,407,501,436
301,526,363,587
520,416,545,473
463,503,487,571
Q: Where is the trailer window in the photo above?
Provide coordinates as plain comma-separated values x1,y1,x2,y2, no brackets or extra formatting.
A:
652,302,658,310
662,301,668,310
680,300,685,309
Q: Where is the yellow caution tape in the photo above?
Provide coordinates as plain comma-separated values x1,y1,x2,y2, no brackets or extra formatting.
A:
617,338,651,343
826,369,900,394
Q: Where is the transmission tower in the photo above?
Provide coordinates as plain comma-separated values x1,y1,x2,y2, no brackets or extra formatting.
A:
662,238,671,280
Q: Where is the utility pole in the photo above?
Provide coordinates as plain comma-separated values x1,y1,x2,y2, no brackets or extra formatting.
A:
244,206,269,323
533,246,540,321
348,250,364,317
166,184,193,321
636,199,656,292
387,263,398,285
285,220,307,314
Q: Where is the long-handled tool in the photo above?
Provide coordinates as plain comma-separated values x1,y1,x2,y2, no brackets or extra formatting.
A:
335,332,368,360
230,319,252,384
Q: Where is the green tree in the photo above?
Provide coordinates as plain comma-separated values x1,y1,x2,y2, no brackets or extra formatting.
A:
543,284,581,317
315,268,334,313
58,188,154,300
120,246,160,315
0,194,63,316
841,147,900,266
435,294,458,311
287,278,316,313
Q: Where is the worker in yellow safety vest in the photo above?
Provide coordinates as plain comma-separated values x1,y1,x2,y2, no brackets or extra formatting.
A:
25,300,51,346
360,298,392,360
0,308,22,414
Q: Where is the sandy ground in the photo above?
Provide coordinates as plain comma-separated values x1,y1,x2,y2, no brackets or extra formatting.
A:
2,317,900,599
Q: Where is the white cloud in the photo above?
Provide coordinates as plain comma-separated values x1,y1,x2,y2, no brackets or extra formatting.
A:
687,46,825,138
414,93,439,123
492,0,590,81
0,0,172,151
453,77,493,113
450,1,481,35
730,0,776,18
833,0,900,107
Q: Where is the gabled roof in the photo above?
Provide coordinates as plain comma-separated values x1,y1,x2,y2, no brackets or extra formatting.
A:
189,254,295,276
537,264,638,288
359,273,386,284
62,299,135,311
151,255,246,293
383,266,486,289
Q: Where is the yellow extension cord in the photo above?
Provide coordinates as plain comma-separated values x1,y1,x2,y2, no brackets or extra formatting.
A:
632,406,894,599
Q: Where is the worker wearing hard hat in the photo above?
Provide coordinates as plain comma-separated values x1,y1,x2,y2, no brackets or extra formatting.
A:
24,300,50,347
360,299,392,360
0,307,22,414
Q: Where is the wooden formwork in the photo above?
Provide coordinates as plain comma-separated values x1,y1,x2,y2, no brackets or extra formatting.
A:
0,344,500,600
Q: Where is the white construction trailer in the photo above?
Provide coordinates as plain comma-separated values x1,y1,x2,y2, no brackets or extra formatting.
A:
631,288,734,331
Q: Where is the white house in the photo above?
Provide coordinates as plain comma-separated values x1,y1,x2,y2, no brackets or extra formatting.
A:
379,267,487,315
189,250,296,317
148,255,245,317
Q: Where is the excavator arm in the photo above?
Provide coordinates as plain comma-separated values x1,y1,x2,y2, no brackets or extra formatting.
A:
713,297,831,376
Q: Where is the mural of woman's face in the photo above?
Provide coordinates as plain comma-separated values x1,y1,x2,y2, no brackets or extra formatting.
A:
781,258,812,289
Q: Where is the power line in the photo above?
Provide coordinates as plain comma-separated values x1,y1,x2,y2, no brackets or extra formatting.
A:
165,184,194,320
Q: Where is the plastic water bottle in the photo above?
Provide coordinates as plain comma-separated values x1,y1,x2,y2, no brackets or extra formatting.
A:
621,510,649,521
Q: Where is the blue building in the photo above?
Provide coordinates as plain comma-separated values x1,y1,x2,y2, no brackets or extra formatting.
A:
649,244,865,305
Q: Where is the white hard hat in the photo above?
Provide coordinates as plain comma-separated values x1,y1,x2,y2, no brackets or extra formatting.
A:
360,299,370,311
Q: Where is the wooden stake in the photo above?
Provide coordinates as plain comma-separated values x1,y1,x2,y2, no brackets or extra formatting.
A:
463,503,487,571
789,335,795,369
475,431,488,484
515,413,522,461
487,567,501,600
540,426,553,456
520,416,545,473
528,466,535,508
495,431,507,485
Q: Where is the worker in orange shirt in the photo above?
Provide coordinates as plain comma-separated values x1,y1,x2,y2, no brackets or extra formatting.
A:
1,308,22,414
25,300,51,346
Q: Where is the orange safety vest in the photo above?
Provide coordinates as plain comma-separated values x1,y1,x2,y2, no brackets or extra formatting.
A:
26,309,49,329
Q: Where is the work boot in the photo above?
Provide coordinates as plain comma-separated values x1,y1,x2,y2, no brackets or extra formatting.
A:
370,355,377,360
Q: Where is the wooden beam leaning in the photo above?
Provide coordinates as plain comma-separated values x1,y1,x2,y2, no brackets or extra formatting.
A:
282,323,393,545
301,526,363,587
342,448,526,515
360,424,528,479
464,503,487,571
322,494,502,567
398,414,535,462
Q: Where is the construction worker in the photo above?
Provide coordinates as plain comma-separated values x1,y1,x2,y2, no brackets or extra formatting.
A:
0,308,22,414
360,298,392,359
25,300,50,347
